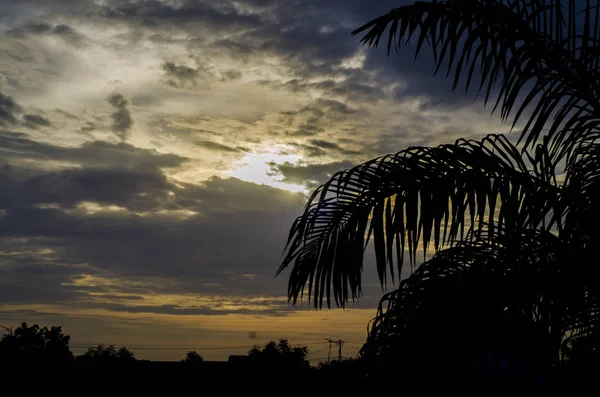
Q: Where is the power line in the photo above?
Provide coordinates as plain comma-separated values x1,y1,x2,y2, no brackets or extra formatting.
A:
309,346,330,355
311,356,355,362
69,340,331,351
68,339,359,355
70,345,252,351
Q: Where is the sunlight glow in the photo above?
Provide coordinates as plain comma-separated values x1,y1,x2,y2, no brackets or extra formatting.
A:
228,146,306,193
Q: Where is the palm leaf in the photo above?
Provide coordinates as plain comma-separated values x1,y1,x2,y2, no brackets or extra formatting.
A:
278,135,562,308
352,0,600,164
359,228,597,371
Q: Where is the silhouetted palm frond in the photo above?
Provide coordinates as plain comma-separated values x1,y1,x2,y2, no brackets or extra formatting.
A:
278,0,600,381
562,143,600,247
358,227,600,371
278,135,563,308
353,0,600,163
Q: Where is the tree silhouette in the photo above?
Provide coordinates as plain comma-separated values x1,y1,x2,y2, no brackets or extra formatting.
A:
248,339,309,367
0,322,73,365
278,0,600,387
182,350,204,364
77,344,136,367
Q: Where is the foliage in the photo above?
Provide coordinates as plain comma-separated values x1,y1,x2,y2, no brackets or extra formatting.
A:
248,339,309,366
78,344,136,365
278,0,600,385
182,350,204,364
0,322,73,364
562,328,600,367
317,357,363,373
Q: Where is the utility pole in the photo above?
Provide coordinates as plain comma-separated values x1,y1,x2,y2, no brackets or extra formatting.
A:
325,338,344,363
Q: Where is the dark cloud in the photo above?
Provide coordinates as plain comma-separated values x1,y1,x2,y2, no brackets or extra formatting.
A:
162,61,204,88
130,94,163,107
77,121,98,134
0,129,305,302
103,303,293,316
7,21,86,46
286,142,327,158
283,138,360,159
54,109,79,120
0,171,306,304
309,139,359,155
176,176,305,214
257,72,387,104
161,61,241,87
106,93,134,140
194,140,241,153
8,167,174,211
7,21,54,36
162,62,198,80
331,79,387,103
268,160,355,189
221,69,242,81
288,123,324,137
0,92,22,126
284,99,358,121
0,258,85,305
23,114,52,128
52,24,86,46
99,0,263,31
0,133,187,169
278,99,361,142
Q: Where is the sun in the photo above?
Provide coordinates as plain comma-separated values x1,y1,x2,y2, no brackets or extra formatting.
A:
228,146,306,193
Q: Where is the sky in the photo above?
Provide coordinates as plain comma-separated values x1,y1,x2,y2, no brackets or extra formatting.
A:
0,0,514,361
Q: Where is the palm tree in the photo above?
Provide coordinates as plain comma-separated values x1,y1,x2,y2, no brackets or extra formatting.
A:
277,0,600,386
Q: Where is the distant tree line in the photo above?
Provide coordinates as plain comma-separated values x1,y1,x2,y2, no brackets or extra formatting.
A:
0,323,141,367
6,321,596,391
248,339,309,367
0,323,313,368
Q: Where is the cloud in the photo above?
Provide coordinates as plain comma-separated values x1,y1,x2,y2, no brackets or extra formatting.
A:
52,24,86,46
0,133,187,169
103,303,294,316
7,21,87,46
0,92,22,126
9,167,175,211
162,61,203,88
194,140,242,153
0,127,306,306
106,93,134,140
309,139,359,155
161,61,242,88
23,114,52,129
268,160,355,189
163,62,200,80
279,99,360,128
0,0,514,342
0,171,307,305
221,69,242,81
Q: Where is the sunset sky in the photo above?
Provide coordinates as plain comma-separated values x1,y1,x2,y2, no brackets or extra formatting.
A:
0,0,512,361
